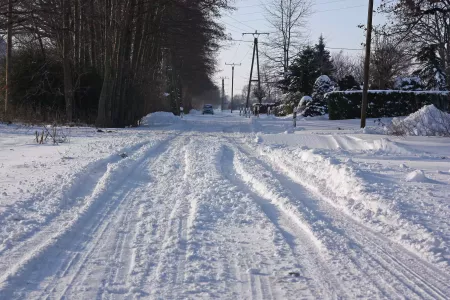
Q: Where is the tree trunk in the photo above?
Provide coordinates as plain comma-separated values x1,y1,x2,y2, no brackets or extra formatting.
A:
74,0,80,68
63,0,74,122
89,0,97,70
5,0,13,118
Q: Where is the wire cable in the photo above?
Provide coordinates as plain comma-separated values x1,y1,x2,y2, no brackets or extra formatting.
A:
231,41,242,61
240,43,254,64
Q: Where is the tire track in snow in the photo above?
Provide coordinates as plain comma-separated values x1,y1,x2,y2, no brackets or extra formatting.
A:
0,137,154,257
221,144,343,300
49,182,144,299
129,136,193,299
236,139,450,299
107,135,191,299
50,135,185,300
0,134,176,299
43,137,177,299
268,153,450,299
183,137,276,300
228,141,397,298
99,135,190,299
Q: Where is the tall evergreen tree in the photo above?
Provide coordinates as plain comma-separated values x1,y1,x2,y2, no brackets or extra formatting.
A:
315,35,334,76
413,45,447,90
287,46,320,95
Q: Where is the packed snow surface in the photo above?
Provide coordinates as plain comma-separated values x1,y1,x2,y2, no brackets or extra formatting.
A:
0,113,449,299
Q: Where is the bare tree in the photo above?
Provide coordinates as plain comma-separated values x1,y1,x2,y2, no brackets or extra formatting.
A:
260,63,280,102
263,0,312,79
370,35,412,89
332,51,360,82
4,0,13,117
379,0,450,89
0,0,231,126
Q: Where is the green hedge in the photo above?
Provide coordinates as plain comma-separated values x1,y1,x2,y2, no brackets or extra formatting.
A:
326,90,449,120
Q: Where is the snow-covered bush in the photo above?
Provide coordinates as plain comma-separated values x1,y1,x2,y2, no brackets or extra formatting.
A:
274,92,302,116
327,90,449,120
394,76,424,91
302,75,334,117
297,96,312,115
387,105,450,136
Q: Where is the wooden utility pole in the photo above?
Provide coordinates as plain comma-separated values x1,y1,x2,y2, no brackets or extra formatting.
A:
5,0,13,117
225,63,241,113
219,76,228,111
222,78,225,111
361,0,374,128
243,31,269,112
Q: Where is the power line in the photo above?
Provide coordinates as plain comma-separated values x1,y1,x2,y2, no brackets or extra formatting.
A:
315,4,366,13
315,0,355,5
226,14,256,31
240,44,253,64
231,0,354,10
229,39,361,51
231,41,241,61
327,47,363,51
225,4,367,24
226,28,244,35
221,20,247,32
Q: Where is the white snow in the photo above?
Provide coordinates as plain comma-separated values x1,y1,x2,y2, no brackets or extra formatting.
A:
406,170,429,182
188,109,200,115
297,95,312,108
140,111,181,126
1,112,450,299
394,76,422,90
390,104,450,136
315,75,332,85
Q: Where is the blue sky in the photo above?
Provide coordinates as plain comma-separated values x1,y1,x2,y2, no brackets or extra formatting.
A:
215,0,385,95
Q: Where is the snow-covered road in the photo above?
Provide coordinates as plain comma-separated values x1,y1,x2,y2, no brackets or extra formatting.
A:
1,113,449,299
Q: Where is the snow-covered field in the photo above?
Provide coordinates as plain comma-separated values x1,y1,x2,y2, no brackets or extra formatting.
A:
0,112,449,299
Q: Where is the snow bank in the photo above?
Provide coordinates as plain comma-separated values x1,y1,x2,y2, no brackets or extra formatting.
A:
406,170,429,182
141,112,180,126
389,105,450,136
259,145,449,269
362,126,386,135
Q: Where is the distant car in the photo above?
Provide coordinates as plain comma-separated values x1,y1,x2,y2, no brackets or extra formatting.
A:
202,104,214,115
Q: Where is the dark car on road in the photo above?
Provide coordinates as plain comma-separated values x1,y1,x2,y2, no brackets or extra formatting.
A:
202,104,214,115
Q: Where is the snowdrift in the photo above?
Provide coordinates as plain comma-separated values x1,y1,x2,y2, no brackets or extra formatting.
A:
141,112,181,126
389,105,450,136
189,109,200,115
258,144,449,269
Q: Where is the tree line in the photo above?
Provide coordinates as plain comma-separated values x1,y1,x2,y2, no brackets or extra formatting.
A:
0,0,229,127
234,0,450,114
